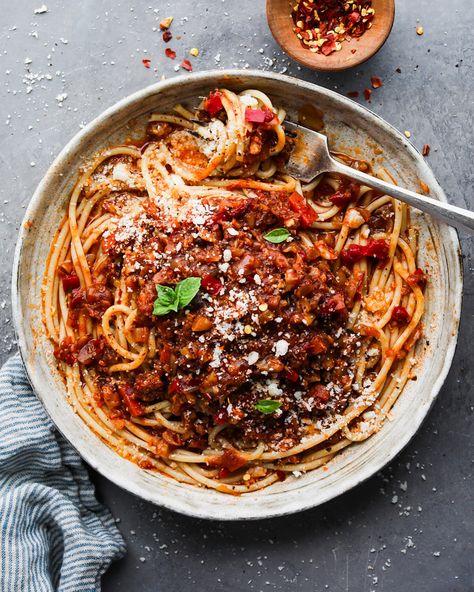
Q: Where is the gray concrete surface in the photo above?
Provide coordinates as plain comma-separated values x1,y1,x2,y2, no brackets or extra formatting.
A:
0,1,473,590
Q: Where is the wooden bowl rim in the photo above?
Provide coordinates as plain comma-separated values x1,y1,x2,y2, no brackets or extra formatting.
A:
266,0,395,72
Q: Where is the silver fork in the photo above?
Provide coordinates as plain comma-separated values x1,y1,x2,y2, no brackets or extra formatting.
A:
284,121,474,232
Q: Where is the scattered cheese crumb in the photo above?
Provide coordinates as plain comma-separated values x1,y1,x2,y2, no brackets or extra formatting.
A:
274,339,289,357
247,351,259,365
112,163,133,184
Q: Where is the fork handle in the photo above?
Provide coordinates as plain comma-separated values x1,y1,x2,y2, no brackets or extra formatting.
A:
330,160,474,233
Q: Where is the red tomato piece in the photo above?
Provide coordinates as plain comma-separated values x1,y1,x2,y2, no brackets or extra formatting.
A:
320,293,346,314
285,369,299,382
202,274,223,296
288,192,318,228
363,239,390,260
244,107,276,124
214,408,229,425
118,384,145,417
407,268,427,289
69,287,86,308
391,306,411,325
309,384,330,402
329,190,352,208
62,273,80,291
340,239,389,265
205,92,223,117
168,378,182,395
77,338,104,365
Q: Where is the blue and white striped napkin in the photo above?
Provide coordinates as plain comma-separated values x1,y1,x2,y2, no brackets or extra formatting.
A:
0,354,126,592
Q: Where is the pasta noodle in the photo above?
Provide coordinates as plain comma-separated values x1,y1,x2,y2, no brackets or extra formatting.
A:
43,88,426,494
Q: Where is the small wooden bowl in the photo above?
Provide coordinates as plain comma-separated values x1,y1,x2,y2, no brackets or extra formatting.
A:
266,0,395,72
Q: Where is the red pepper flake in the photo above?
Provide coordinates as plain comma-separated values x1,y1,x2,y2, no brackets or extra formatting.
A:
165,48,176,59
162,30,172,42
422,143,431,156
371,75,383,88
291,0,375,56
181,58,193,71
363,88,372,102
347,90,359,98
142,58,151,69
321,38,337,56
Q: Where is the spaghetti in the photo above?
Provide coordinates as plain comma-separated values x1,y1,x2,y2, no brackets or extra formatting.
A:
43,88,426,494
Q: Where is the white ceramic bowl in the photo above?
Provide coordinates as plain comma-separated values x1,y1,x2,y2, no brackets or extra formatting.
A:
12,70,462,520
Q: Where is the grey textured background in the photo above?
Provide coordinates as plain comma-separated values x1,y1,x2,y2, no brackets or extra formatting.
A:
0,1,473,591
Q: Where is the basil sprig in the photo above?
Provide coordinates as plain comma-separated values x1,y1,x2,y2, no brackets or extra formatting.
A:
263,228,291,244
255,399,282,414
153,277,201,316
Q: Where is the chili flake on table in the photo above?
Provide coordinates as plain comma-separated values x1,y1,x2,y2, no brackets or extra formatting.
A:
291,0,375,56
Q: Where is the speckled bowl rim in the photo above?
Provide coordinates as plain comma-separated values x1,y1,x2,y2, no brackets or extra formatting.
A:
12,70,463,520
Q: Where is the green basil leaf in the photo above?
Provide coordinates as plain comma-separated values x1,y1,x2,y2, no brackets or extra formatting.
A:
153,301,174,316
263,228,291,244
255,399,282,414
176,277,201,309
153,278,201,316
156,285,178,307
153,284,179,316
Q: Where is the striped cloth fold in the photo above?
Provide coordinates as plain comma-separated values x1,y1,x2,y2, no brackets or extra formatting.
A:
0,354,126,592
